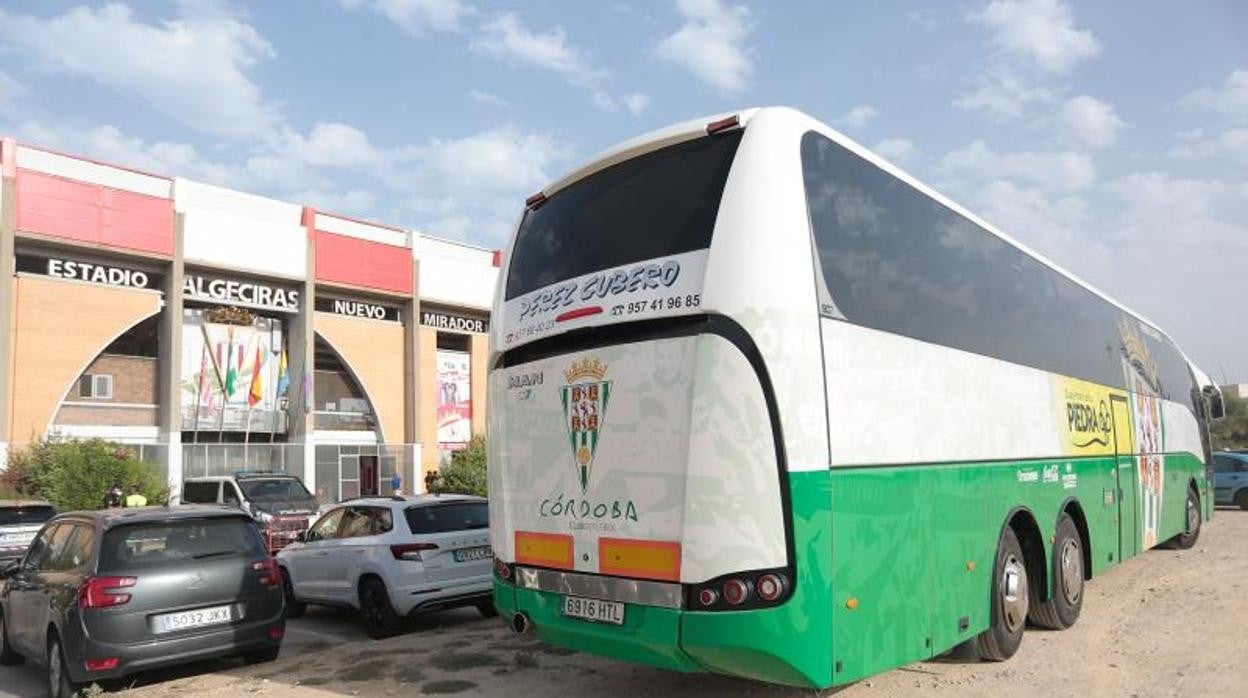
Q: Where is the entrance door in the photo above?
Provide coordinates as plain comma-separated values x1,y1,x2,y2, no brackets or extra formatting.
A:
359,456,379,497
1110,396,1139,562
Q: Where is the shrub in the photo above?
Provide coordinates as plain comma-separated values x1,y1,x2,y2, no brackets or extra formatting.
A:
435,435,487,498
3,439,168,511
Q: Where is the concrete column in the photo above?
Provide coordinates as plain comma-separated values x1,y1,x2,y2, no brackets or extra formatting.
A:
0,138,15,470
293,208,318,491
158,211,186,492
404,257,421,492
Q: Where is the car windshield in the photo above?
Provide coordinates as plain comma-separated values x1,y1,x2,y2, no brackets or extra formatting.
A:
238,478,313,502
99,517,267,572
0,505,55,527
405,502,489,534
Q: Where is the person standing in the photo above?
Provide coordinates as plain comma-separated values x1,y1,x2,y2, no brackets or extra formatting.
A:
124,484,148,508
104,482,124,509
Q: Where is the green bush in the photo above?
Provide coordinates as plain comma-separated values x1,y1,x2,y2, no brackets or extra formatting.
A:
2,439,168,511
1212,393,1248,451
435,435,487,498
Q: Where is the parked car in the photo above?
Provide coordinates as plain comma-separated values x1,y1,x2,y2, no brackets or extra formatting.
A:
277,495,494,639
1212,451,1248,509
0,501,56,564
181,472,319,552
0,505,284,696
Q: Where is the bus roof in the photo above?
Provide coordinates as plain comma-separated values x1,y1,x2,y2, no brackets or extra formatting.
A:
524,106,1195,371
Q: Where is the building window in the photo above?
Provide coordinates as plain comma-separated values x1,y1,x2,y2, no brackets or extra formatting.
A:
79,374,114,400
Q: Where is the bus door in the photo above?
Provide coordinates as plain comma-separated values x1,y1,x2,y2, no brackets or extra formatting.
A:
1109,396,1139,562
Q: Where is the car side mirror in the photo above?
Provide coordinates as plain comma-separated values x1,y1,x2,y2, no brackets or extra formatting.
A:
0,560,19,579
296,530,307,543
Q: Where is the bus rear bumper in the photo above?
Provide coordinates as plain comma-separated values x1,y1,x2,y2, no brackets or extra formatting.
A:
497,581,829,688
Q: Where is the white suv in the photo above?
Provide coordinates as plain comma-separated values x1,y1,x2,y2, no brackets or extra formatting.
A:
275,494,494,638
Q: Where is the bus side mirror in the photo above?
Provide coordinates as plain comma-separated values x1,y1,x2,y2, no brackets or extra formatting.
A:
1203,386,1226,421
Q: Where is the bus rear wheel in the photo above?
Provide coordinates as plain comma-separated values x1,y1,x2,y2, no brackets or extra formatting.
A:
1028,513,1083,630
976,526,1028,661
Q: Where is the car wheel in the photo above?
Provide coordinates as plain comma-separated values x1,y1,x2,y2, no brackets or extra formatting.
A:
976,526,1028,662
1027,513,1084,630
359,578,402,640
47,634,79,698
0,610,24,665
1170,487,1202,550
243,646,281,665
1236,490,1248,512
475,599,499,618
281,568,306,619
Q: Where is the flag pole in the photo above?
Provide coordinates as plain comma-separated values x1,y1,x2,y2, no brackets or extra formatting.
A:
217,326,233,441
192,343,205,445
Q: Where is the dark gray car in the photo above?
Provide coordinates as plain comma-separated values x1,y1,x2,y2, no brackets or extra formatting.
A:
0,506,284,696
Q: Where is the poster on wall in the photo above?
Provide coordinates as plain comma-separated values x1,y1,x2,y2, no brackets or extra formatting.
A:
180,310,290,435
436,350,472,450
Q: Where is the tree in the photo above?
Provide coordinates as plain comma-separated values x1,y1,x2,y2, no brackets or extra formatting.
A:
3,439,168,511
434,435,488,498
1211,393,1248,451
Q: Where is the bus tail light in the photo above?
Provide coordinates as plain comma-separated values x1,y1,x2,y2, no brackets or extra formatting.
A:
756,573,786,602
686,569,791,611
722,578,751,605
494,556,515,583
706,115,740,134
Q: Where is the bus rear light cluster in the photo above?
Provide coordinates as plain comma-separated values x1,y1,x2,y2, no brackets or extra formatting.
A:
494,556,515,583
688,569,792,611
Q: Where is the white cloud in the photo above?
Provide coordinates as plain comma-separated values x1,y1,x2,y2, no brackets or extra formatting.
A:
1179,68,1248,122
873,138,916,163
291,187,379,215
968,0,1100,74
656,0,752,92
340,0,474,35
0,3,280,140
285,122,382,169
1055,95,1124,148
954,69,1055,119
834,105,877,130
472,13,604,86
941,140,1096,192
622,93,651,116
468,89,508,107
1167,128,1248,163
0,70,25,112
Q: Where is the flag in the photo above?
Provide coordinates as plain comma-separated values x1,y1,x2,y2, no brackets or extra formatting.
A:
197,344,214,404
224,331,237,398
276,347,290,396
248,346,265,408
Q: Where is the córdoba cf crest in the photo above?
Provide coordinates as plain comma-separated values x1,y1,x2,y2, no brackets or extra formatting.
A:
560,358,611,493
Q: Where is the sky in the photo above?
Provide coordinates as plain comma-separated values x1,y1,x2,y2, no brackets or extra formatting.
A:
0,0,1245,380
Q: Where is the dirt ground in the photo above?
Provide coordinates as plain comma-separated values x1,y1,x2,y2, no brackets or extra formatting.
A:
121,509,1248,697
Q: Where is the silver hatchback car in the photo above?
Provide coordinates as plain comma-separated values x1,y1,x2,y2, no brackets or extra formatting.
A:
276,495,493,638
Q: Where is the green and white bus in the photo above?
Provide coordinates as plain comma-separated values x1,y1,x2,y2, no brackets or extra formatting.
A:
486,107,1222,689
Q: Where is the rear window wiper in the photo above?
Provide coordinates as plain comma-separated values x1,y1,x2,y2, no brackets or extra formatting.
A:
192,550,239,560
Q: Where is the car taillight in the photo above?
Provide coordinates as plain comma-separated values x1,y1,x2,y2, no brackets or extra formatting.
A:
252,558,281,588
84,657,119,672
79,576,136,609
390,543,438,561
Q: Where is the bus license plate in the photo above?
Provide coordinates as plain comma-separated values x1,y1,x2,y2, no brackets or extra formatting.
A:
562,596,625,625
155,605,233,633
453,545,492,562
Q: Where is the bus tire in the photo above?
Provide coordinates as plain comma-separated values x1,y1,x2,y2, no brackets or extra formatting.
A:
1169,486,1202,550
1027,513,1083,630
976,526,1028,662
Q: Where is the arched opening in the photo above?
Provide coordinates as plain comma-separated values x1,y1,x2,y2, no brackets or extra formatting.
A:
312,334,394,503
50,315,161,444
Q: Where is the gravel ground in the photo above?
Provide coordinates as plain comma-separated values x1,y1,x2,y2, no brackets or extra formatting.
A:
103,508,1248,697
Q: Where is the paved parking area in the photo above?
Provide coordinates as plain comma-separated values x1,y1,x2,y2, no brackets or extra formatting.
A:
0,604,484,696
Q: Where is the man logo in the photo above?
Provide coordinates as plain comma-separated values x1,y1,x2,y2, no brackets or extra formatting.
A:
560,358,611,493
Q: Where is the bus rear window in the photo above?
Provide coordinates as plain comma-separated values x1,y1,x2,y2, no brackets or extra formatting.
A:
504,131,743,300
